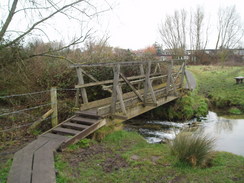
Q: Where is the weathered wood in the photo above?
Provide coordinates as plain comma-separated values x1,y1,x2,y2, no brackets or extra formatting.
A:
111,64,120,115
29,109,54,130
71,59,184,68
62,122,89,130
75,88,79,107
51,87,58,127
60,120,106,149
148,80,157,104
52,127,80,136
79,67,112,93
97,85,181,116
166,61,173,95
139,64,145,75
116,85,127,115
7,138,49,183
76,67,88,103
120,73,143,102
144,61,151,105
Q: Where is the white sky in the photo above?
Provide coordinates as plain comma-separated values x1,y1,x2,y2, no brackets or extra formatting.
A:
1,0,243,50
93,0,244,50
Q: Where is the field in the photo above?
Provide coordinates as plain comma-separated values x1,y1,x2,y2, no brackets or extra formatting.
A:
189,66,244,114
55,131,244,183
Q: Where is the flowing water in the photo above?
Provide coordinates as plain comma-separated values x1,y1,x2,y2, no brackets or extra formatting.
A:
124,111,244,156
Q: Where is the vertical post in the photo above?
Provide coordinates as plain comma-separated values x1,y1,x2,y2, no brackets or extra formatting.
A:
144,61,151,105
76,67,88,104
75,89,79,108
139,64,145,75
51,87,58,127
111,64,120,115
138,64,145,89
166,60,173,95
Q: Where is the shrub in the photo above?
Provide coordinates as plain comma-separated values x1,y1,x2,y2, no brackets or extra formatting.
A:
170,132,215,167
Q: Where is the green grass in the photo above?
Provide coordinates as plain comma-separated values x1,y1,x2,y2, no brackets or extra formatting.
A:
189,66,244,114
170,132,215,167
0,159,12,183
55,130,244,183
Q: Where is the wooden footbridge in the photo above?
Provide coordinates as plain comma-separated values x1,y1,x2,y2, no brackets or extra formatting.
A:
8,59,191,183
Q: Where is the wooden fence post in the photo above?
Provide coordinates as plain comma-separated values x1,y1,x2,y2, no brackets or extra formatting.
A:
51,87,58,127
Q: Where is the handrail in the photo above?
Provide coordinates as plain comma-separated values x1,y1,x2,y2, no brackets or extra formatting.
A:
70,59,185,68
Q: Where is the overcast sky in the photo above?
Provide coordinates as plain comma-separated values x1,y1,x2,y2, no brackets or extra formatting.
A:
93,0,244,50
2,0,243,50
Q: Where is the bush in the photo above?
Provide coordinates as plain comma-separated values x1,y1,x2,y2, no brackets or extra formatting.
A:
170,132,215,167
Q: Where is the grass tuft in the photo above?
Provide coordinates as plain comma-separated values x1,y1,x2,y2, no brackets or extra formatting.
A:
170,132,215,167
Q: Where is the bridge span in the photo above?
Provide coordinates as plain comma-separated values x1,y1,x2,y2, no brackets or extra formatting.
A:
8,59,191,183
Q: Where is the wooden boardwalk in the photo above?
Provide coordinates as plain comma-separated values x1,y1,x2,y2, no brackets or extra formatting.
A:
8,60,190,183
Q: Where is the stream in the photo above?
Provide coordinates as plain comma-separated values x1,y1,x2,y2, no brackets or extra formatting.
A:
124,111,244,156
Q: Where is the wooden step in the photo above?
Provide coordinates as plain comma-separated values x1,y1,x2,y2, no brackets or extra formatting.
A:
75,111,101,119
71,117,98,125
51,127,80,136
61,122,89,130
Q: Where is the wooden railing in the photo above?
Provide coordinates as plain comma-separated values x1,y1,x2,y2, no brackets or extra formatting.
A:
71,60,186,117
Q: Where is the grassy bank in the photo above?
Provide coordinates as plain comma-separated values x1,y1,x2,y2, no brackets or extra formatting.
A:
189,66,244,114
55,130,244,183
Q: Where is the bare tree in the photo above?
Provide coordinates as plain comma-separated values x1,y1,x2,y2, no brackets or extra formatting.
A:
215,5,243,49
190,7,208,50
0,0,110,53
159,9,187,57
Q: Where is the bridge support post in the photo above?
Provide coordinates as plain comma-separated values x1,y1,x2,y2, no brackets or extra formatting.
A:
166,61,172,95
76,68,88,104
111,64,120,116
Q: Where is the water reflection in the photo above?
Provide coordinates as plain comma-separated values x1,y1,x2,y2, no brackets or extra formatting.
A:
124,111,244,156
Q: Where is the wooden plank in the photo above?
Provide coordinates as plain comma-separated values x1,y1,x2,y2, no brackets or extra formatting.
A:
120,73,143,102
71,117,97,124
29,109,54,130
62,122,89,130
111,64,120,115
32,138,66,183
60,120,106,149
75,110,100,119
7,138,49,183
116,85,127,115
52,127,80,136
41,133,69,141
76,67,88,103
